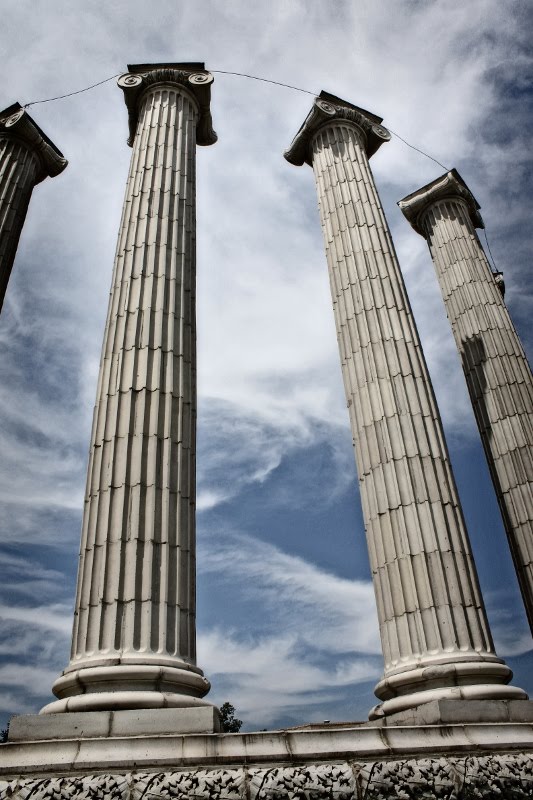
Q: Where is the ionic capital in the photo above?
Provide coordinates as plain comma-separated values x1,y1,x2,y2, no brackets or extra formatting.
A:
398,168,483,236
284,91,390,166
117,62,217,147
0,103,67,183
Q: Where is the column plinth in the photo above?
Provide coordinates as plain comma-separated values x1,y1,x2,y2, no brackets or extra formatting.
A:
41,64,217,714
285,93,526,719
399,169,533,634
0,103,67,312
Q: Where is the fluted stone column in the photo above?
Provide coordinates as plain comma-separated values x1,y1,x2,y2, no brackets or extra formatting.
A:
399,170,533,633
285,93,526,718
42,64,217,713
0,103,67,312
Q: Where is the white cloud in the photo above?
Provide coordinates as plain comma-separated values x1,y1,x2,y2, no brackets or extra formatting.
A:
0,604,72,637
197,530,381,726
0,552,72,607
485,588,533,659
199,529,381,655
199,628,381,728
0,665,59,697
0,604,72,719
0,692,36,718
197,402,355,512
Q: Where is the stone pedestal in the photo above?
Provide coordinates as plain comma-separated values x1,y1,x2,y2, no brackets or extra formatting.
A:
399,170,533,633
372,697,533,726
9,708,221,741
2,718,533,798
0,103,67,312
284,92,526,719
41,63,217,714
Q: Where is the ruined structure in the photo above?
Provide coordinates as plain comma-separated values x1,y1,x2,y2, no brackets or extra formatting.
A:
399,170,533,634
284,93,524,718
0,83,532,799
40,63,218,718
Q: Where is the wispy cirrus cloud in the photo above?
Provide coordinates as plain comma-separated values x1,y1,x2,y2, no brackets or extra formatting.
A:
197,528,381,727
196,401,356,512
199,629,381,728
199,529,380,655
0,602,72,719
484,587,533,659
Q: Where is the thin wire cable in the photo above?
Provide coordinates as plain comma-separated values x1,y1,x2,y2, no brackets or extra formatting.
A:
18,69,507,287
22,69,506,283
387,127,449,172
24,73,122,109
21,67,457,180
483,228,499,272
211,69,316,95
213,71,454,175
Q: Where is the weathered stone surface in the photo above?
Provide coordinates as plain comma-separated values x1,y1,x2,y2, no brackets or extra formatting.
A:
120,63,217,147
375,698,533,726
399,169,533,635
4,721,533,776
10,707,221,741
285,95,525,719
1,753,533,798
3,718,533,800
0,103,67,312
358,753,533,799
41,64,216,714
248,763,355,799
133,769,245,799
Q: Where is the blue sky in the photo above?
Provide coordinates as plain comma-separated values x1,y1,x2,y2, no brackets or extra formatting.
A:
0,0,531,731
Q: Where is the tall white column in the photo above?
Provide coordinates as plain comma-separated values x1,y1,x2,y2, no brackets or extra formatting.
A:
285,93,526,718
0,103,67,312
42,64,217,713
399,170,533,633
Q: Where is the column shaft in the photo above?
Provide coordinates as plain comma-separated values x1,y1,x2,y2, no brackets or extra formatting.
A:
42,65,217,713
0,105,67,312
285,95,525,718
400,171,533,632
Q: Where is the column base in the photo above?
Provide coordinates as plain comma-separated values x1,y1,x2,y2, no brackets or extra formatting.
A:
13,707,221,738
371,698,533,726
41,663,212,714
369,660,527,720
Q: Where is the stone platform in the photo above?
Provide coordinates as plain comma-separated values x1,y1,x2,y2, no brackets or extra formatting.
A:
1,705,533,798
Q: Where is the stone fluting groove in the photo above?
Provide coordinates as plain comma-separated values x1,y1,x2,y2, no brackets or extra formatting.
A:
286,97,525,718
401,175,533,633
0,140,37,308
74,88,198,665
0,106,66,312
42,68,215,713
